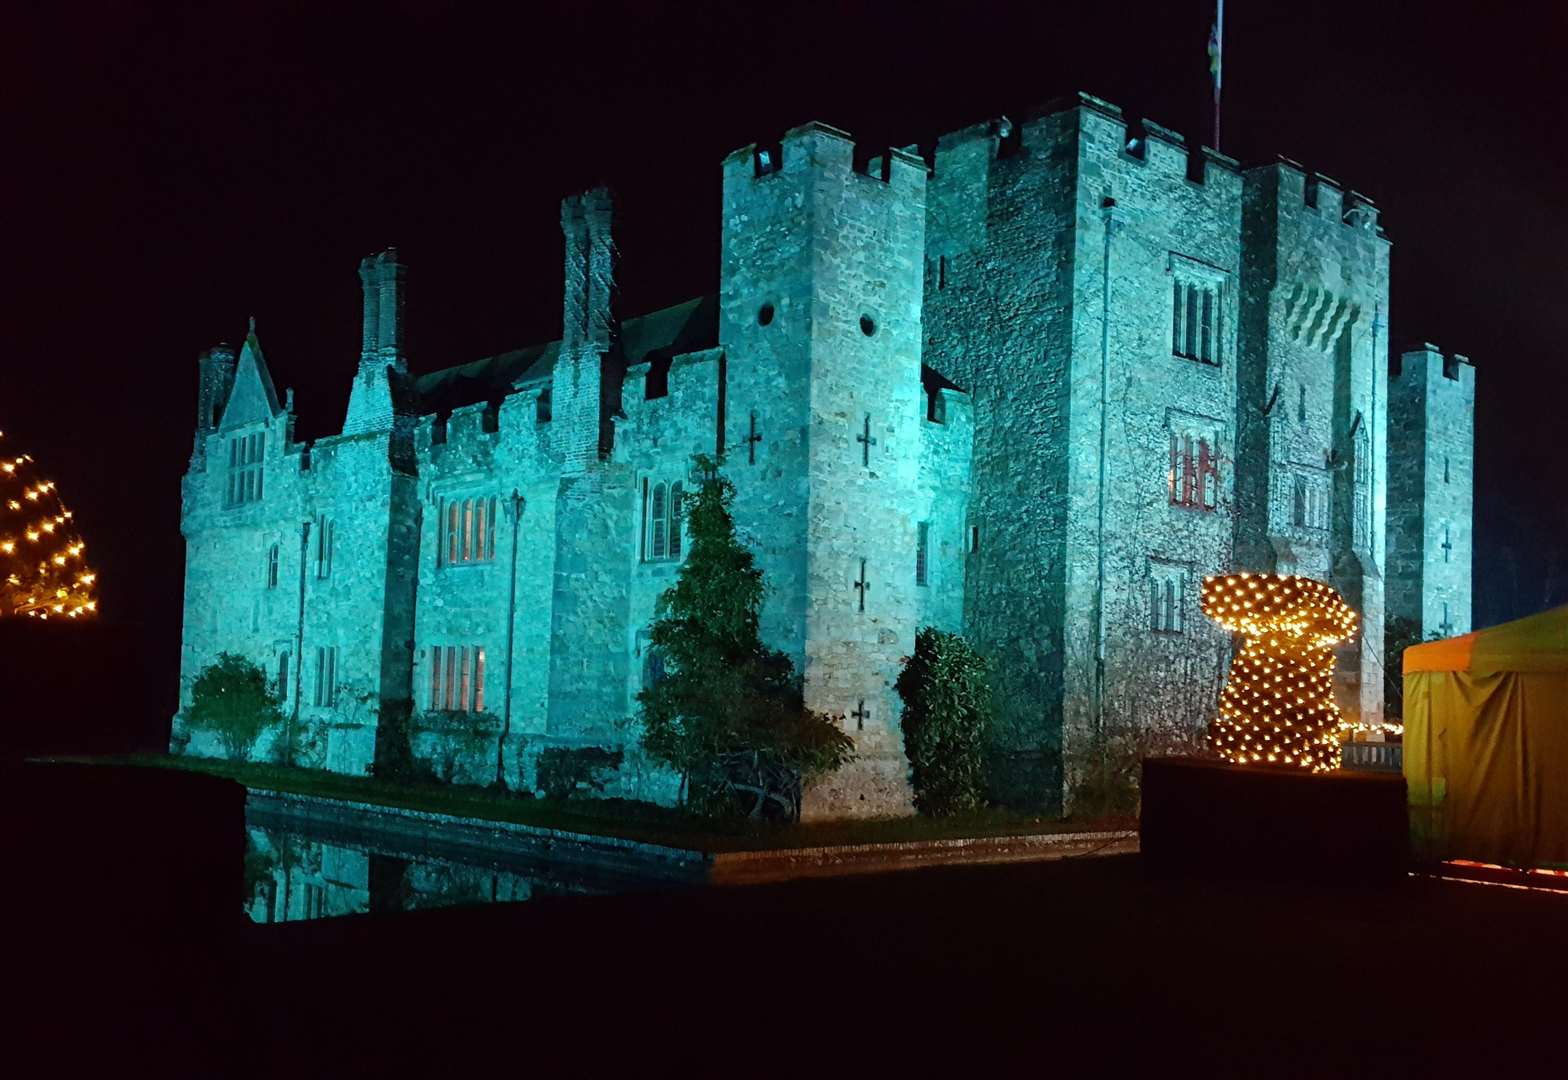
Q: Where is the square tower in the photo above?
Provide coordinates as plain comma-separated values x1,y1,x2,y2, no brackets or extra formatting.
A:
1387,345,1475,639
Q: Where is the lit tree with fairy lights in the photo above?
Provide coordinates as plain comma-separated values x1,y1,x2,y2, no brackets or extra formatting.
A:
0,431,98,619
1202,572,1357,773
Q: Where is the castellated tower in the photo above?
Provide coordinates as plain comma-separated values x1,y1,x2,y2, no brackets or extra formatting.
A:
721,123,928,816
923,94,1242,810
1387,345,1475,639
1237,158,1390,726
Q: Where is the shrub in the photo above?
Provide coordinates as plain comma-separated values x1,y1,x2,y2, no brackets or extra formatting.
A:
184,653,285,762
895,627,993,815
638,456,853,821
535,746,624,801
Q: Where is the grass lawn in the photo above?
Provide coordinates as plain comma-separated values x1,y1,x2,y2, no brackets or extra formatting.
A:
50,752,1133,853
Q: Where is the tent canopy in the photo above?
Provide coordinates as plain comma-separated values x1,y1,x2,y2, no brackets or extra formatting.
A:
1403,605,1568,869
1403,603,1568,676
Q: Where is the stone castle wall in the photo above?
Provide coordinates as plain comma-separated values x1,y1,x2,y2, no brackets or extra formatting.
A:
175,92,1472,817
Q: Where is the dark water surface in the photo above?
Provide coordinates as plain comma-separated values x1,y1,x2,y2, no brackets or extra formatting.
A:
243,804,699,924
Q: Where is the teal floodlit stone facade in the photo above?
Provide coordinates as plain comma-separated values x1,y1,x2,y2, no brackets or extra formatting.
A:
174,93,1473,817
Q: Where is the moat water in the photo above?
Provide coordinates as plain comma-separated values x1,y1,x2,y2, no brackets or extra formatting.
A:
244,804,695,924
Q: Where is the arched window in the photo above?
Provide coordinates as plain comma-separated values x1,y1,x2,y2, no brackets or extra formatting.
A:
642,480,683,562
266,543,279,589
441,496,498,566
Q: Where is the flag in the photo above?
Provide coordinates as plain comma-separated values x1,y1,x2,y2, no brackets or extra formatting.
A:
1208,21,1222,87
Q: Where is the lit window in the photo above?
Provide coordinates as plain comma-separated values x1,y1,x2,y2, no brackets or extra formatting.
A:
428,645,487,712
1169,430,1220,511
441,496,498,565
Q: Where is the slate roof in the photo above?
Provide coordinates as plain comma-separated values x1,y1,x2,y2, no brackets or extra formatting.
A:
414,294,719,416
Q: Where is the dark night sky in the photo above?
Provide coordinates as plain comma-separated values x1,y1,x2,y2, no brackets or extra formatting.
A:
4,1,1564,719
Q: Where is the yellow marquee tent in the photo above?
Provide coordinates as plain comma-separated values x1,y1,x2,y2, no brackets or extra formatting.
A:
1403,605,1568,868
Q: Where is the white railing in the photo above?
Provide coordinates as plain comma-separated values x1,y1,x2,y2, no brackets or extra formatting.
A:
1341,741,1403,772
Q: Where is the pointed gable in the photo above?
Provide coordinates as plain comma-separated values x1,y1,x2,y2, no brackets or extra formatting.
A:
218,323,283,430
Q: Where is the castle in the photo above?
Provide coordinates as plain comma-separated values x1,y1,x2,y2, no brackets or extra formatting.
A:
174,92,1475,817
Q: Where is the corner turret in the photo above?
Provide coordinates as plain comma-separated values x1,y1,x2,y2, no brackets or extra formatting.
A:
1387,344,1475,640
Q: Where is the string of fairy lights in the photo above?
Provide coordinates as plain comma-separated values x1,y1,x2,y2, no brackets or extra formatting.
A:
1202,572,1357,773
0,430,98,619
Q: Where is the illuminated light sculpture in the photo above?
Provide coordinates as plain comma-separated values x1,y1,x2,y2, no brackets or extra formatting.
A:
1202,572,1357,773
0,431,98,619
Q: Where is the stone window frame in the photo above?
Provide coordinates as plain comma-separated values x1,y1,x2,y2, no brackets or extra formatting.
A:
1167,253,1229,367
1165,410,1226,513
312,645,338,708
314,515,334,580
276,649,290,703
225,429,266,508
1148,558,1191,635
1290,469,1330,531
428,643,487,712
438,494,498,568
1352,423,1371,548
640,476,684,563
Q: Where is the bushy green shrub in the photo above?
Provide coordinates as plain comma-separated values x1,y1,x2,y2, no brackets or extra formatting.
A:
184,653,285,762
535,746,624,800
638,457,854,821
895,627,993,815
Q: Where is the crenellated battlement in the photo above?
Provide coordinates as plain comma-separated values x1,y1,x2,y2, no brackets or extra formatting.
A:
1247,155,1383,234
1392,344,1476,395
722,121,926,194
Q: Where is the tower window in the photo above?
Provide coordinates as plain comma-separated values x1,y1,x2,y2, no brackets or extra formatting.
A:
225,431,266,507
859,314,877,337
915,521,930,587
1150,564,1187,634
266,543,279,589
1444,455,1450,484
277,651,290,702
642,479,683,562
1292,476,1328,530
1298,384,1307,424
1169,431,1220,511
315,516,334,579
440,496,498,566
1172,278,1221,365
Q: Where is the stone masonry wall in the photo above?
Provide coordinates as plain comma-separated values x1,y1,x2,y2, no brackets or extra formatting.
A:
1060,102,1243,791
1387,345,1475,638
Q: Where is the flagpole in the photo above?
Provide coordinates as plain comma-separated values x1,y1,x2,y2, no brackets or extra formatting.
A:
1213,0,1224,151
